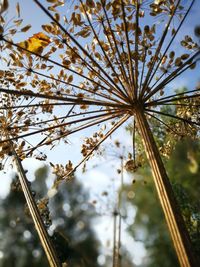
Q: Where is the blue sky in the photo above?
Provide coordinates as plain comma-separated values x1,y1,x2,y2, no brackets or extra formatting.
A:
5,0,200,92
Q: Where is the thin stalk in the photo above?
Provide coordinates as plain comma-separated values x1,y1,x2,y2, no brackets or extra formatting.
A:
134,106,199,267
120,42,131,86
149,58,200,97
116,157,124,267
10,108,119,130
133,119,136,165
145,111,182,136
144,51,200,102
145,108,200,127
25,104,75,156
26,112,127,157
146,88,200,107
145,0,195,90
100,0,130,88
11,142,61,267
79,0,128,99
121,0,135,96
134,0,139,99
152,103,200,107
0,87,125,108
145,68,170,95
3,38,124,100
42,114,129,192
0,102,74,110
153,94,200,105
0,110,122,144
33,0,129,101
139,47,147,91
101,20,129,93
61,114,130,181
112,209,117,267
30,69,118,103
140,0,182,99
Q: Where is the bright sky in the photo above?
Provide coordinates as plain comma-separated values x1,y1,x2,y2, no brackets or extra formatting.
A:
0,0,200,265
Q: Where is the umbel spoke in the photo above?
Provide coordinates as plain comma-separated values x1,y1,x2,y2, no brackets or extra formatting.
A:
29,69,118,103
140,0,182,98
2,38,127,101
144,51,200,101
79,0,128,97
147,88,200,106
57,114,130,183
9,108,120,130
0,102,74,110
0,109,124,144
100,0,130,88
145,108,200,127
25,111,126,156
120,0,135,94
0,87,126,108
33,0,129,101
144,0,196,92
145,111,181,136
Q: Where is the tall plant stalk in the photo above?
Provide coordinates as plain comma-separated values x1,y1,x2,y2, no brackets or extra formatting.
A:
112,209,118,267
11,143,61,267
116,157,124,267
134,106,198,267
112,157,124,267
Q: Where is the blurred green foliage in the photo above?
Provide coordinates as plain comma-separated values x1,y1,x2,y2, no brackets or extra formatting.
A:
124,138,200,267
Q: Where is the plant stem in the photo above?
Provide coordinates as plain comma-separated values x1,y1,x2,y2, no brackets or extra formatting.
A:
113,209,117,267
134,107,199,267
11,143,61,267
116,157,124,267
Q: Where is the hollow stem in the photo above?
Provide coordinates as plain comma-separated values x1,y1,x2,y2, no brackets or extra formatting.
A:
11,143,61,267
134,106,199,267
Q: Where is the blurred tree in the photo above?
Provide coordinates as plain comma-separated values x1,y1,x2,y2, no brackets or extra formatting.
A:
124,138,200,267
0,165,101,267
49,174,100,267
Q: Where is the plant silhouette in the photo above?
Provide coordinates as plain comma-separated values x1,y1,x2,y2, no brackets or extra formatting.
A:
0,0,200,266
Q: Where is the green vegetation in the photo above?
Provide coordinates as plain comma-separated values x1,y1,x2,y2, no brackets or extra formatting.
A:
124,139,200,267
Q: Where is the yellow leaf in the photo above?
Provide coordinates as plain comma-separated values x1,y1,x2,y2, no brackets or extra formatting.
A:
17,32,50,54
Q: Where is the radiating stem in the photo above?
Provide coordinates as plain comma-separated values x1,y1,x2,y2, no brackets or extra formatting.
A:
11,142,61,267
134,106,199,267
121,0,135,95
